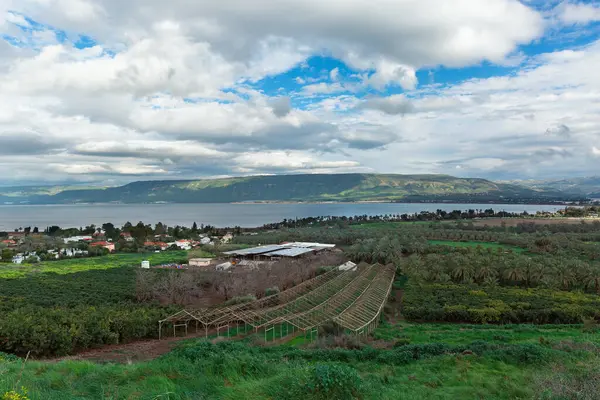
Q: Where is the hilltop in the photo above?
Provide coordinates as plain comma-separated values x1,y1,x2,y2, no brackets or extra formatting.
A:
0,174,585,205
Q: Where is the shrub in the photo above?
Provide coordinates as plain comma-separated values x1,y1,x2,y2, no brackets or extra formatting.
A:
393,338,411,347
223,295,257,306
305,364,363,399
265,286,280,297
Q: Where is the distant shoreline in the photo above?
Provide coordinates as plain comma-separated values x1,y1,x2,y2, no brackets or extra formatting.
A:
0,200,576,206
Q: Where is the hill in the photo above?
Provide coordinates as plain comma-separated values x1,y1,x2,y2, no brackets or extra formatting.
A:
504,177,600,198
0,174,583,205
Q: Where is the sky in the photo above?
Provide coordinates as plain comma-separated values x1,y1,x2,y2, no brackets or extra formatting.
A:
0,0,599,186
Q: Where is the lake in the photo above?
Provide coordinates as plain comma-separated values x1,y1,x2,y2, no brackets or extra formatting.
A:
0,203,567,230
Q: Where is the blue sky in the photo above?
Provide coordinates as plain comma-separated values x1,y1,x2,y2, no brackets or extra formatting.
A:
0,0,599,185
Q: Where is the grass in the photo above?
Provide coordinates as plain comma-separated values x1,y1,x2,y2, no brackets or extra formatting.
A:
0,251,191,279
2,322,599,399
427,240,527,253
374,321,600,346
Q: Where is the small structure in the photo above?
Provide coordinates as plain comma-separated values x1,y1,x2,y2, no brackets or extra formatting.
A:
90,241,115,252
221,233,234,244
189,258,213,267
63,236,93,244
338,261,357,271
120,232,134,242
215,261,234,271
141,260,150,269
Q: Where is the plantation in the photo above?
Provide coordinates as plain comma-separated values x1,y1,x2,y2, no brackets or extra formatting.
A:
427,240,527,253
0,253,190,356
3,215,600,398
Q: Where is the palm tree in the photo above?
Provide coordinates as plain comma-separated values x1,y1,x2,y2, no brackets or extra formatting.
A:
476,264,498,284
504,265,525,285
583,266,600,294
552,264,576,291
451,263,474,284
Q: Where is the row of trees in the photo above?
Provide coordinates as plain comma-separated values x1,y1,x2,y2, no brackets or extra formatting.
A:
259,209,541,230
400,252,600,292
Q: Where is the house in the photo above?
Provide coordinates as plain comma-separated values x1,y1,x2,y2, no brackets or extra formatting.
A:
120,232,134,242
90,241,115,252
63,236,93,244
221,233,234,244
174,240,193,250
1,239,17,247
8,232,26,240
189,258,213,267
144,241,169,250
200,237,212,245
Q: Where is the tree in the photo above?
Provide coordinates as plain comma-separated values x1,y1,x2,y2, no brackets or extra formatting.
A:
191,222,198,233
1,248,13,262
102,223,118,240
32,227,39,234
154,222,167,235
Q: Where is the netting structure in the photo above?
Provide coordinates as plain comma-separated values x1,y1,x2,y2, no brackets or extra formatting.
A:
159,263,395,341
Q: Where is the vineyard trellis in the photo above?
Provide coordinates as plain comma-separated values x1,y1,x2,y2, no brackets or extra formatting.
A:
159,263,395,341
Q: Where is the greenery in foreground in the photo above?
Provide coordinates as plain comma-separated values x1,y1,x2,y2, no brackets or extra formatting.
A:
2,323,600,399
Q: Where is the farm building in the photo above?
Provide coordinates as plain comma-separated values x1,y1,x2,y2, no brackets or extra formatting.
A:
189,258,213,267
223,242,335,260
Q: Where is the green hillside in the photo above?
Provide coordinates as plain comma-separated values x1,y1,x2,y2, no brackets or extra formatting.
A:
504,177,600,197
0,174,583,205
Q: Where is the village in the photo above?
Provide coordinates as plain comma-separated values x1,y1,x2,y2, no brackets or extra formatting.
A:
0,225,232,265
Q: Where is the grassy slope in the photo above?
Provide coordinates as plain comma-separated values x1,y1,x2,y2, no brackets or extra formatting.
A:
1,323,598,399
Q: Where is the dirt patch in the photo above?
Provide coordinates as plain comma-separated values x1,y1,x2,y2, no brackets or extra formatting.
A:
51,327,233,364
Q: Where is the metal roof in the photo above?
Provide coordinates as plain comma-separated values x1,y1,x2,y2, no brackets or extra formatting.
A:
264,247,316,257
282,242,336,249
223,244,287,256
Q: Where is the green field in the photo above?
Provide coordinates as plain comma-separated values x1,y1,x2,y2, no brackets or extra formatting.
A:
427,240,527,253
0,251,191,279
2,322,600,399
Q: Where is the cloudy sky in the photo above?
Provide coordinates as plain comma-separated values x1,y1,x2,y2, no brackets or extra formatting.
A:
0,0,599,185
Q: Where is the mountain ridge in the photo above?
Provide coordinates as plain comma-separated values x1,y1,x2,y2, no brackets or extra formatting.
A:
0,173,589,205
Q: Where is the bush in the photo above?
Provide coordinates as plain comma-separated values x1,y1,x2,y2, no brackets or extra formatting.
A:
305,364,363,399
265,286,280,297
223,295,257,306
393,338,411,347
486,343,557,365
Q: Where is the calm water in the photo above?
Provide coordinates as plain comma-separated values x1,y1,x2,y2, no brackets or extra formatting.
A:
0,203,567,230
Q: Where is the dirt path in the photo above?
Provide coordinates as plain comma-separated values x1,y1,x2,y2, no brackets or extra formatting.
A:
52,329,225,364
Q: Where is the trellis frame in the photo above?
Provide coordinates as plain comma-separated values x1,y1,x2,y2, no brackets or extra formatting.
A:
158,263,396,342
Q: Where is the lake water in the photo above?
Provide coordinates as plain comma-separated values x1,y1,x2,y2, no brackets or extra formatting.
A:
0,203,567,230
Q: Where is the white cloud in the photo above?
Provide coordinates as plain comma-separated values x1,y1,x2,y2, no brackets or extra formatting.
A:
558,2,600,24
329,67,339,81
1,0,599,184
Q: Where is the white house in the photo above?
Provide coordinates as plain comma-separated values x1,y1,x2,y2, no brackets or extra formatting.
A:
63,236,93,244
